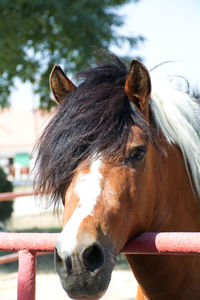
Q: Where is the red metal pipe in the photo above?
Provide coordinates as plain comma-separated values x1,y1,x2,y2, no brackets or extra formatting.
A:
122,232,200,255
1,232,200,300
1,232,200,255
0,252,18,264
0,191,34,202
0,232,58,252
0,252,50,265
17,250,36,300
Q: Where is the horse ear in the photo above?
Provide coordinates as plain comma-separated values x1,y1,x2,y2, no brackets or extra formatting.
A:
125,60,151,110
49,65,76,104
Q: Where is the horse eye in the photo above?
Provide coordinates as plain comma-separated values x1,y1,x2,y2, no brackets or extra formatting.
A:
124,148,146,166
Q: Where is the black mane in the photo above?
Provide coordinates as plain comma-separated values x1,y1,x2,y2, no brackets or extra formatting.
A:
34,52,148,206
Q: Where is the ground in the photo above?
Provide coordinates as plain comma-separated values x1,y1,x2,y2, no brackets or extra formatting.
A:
0,270,137,300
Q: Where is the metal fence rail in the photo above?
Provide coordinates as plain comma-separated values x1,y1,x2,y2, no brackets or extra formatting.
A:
0,252,18,264
0,191,34,202
0,233,58,300
1,232,200,300
1,192,200,299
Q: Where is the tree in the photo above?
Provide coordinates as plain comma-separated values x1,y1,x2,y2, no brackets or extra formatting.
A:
0,0,143,109
0,167,13,225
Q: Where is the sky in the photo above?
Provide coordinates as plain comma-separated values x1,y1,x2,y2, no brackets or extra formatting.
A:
11,0,200,108
113,0,200,87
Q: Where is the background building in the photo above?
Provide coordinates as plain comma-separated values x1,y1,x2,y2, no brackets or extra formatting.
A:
0,107,50,182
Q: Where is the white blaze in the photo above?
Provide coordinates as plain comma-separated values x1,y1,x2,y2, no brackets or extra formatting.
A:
56,158,102,259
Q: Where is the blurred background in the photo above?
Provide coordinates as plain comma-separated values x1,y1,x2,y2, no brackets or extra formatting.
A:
0,0,199,299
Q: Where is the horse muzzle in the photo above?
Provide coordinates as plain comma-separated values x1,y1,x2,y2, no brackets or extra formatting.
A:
54,234,117,299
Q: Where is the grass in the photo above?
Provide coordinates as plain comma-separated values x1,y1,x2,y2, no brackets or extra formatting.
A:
0,252,55,274
116,254,130,270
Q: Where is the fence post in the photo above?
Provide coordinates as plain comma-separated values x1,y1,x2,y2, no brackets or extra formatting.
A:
17,250,36,300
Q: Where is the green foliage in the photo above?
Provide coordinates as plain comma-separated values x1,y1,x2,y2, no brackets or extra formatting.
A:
0,0,143,109
0,167,13,222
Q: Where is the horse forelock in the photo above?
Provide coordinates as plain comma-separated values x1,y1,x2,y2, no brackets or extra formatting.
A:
33,53,149,207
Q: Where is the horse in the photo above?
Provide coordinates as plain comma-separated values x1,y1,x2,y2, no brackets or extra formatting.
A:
34,52,200,300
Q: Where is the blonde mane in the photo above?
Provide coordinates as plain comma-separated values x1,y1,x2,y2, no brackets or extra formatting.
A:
150,77,200,197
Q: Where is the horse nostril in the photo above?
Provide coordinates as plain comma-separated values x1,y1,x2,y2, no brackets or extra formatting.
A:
65,256,72,274
55,248,72,274
82,243,104,272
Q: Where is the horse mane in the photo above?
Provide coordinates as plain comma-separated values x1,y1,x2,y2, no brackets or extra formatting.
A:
150,77,200,197
34,51,200,206
33,52,148,206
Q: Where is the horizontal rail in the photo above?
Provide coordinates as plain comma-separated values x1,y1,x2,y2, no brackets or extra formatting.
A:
1,232,200,255
0,252,18,264
122,232,200,255
0,191,34,202
0,251,50,265
0,233,58,252
1,232,200,300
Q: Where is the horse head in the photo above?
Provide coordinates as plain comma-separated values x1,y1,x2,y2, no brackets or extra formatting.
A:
49,58,155,299
34,53,200,299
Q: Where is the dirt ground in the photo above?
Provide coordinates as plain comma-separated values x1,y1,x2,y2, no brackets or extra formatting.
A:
0,269,137,300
